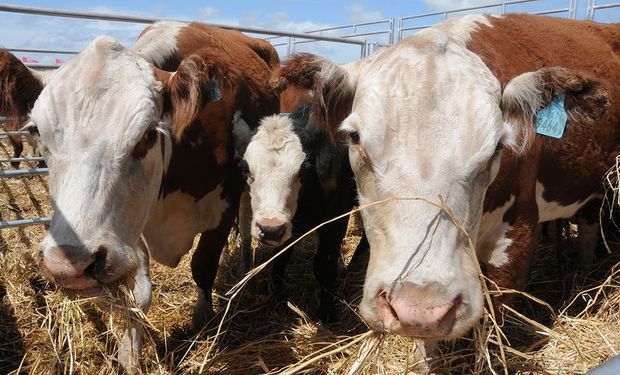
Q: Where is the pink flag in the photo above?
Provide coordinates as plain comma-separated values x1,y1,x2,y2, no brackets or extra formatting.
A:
20,56,39,63
55,57,64,64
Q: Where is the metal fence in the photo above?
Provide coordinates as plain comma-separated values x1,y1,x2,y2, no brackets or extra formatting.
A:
2,0,620,229
586,0,620,19
266,18,394,58
397,0,579,40
0,4,374,229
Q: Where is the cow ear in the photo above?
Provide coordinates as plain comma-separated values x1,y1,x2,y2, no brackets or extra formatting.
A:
166,54,224,139
501,67,610,154
313,59,358,140
0,49,47,118
269,53,320,92
270,54,358,140
231,111,254,158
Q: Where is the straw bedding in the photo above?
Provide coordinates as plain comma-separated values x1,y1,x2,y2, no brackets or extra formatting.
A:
1,138,619,374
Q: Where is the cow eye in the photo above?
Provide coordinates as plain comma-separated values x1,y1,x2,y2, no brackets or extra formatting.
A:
26,124,39,136
349,130,360,145
238,159,254,184
493,143,503,157
132,127,159,159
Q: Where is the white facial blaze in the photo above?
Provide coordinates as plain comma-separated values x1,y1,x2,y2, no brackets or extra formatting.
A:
34,36,169,284
132,21,184,66
243,115,306,242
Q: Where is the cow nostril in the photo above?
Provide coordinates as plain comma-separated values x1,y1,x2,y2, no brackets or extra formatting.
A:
84,246,107,279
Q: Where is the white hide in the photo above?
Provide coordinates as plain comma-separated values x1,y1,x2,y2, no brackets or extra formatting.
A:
132,21,184,66
143,184,229,267
478,195,516,268
536,181,596,222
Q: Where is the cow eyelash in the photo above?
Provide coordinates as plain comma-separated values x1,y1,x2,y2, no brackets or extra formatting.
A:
239,159,254,184
20,121,39,136
131,127,159,159
27,125,39,136
349,131,360,145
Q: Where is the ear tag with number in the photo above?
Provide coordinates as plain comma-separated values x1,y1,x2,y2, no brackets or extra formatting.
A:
535,94,568,139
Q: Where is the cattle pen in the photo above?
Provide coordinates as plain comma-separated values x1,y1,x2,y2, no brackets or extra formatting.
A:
1,1,620,374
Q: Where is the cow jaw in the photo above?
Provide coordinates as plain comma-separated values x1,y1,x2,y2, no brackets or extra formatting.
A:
243,115,306,246
34,36,169,289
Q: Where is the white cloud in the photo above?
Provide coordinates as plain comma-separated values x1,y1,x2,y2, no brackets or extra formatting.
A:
199,6,220,20
345,3,385,23
424,0,499,12
0,5,363,66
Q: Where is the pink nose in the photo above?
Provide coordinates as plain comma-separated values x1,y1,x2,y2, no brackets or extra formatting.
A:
256,218,288,246
375,282,461,338
40,245,103,289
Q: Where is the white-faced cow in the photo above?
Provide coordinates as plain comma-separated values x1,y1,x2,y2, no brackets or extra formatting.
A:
280,14,618,341
0,21,278,369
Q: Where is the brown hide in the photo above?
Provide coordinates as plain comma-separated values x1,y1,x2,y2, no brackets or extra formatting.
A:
140,23,280,199
468,14,620,294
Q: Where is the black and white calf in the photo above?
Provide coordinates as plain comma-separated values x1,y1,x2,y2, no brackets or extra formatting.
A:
233,104,367,321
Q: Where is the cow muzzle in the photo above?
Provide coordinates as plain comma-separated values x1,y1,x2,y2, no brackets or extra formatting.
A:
40,245,108,290
255,218,289,247
369,281,462,338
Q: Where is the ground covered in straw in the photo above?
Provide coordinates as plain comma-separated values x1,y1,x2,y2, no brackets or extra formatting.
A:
1,138,620,374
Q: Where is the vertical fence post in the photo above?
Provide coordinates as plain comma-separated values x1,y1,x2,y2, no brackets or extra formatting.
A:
569,0,577,19
586,0,596,19
389,18,395,45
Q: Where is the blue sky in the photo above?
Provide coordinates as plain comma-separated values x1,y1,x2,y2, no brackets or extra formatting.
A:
0,0,617,64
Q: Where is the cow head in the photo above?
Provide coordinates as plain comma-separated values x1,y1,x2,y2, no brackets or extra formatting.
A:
233,111,306,246
0,36,222,291
285,25,609,339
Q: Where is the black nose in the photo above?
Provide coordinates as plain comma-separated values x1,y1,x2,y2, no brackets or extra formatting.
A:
257,223,287,243
84,246,108,279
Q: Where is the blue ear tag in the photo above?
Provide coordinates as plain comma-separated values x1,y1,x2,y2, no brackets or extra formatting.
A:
205,79,221,102
535,94,568,139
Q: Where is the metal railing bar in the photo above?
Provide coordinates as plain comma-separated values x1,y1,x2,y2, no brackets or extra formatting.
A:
0,168,48,177
399,24,436,32
7,47,80,55
294,30,391,45
0,216,51,229
304,19,393,34
0,3,366,46
0,131,30,135
400,0,536,21
0,157,44,163
24,64,60,69
593,2,620,10
531,8,570,15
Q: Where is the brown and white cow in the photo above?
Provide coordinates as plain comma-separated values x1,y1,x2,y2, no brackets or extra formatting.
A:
0,21,278,369
279,14,618,340
0,61,48,168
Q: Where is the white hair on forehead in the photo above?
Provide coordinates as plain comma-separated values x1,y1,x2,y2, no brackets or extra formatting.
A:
253,115,300,151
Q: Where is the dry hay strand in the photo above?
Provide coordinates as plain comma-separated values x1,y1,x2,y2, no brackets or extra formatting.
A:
2,133,620,374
